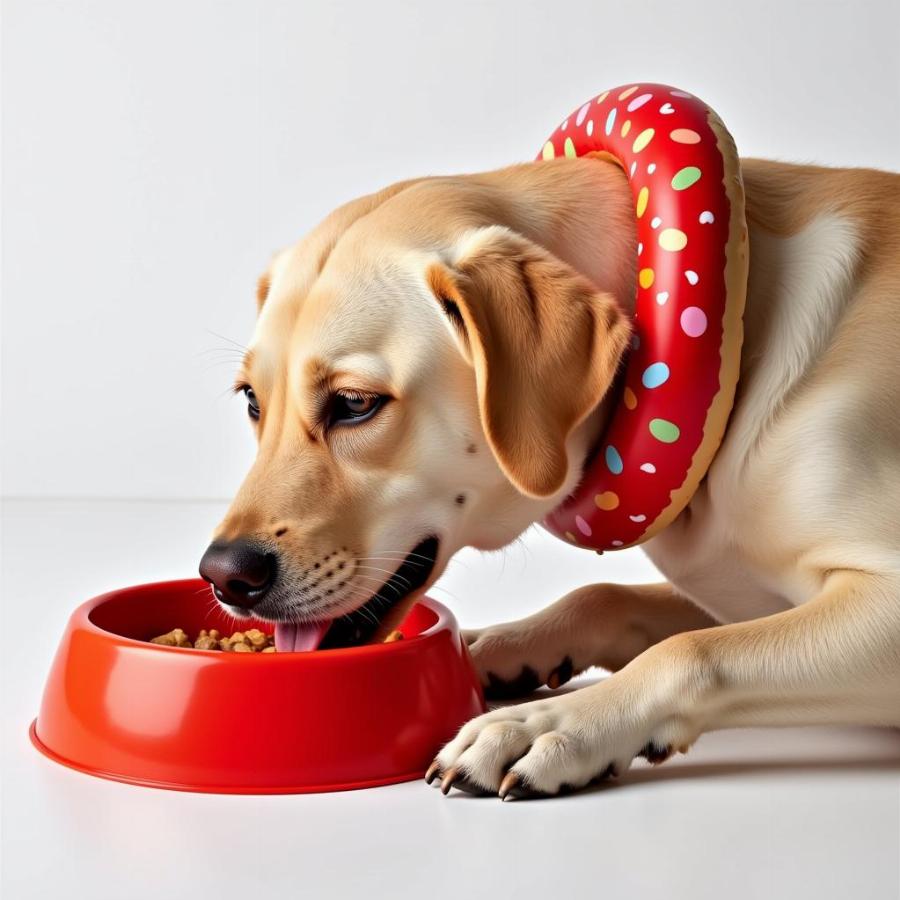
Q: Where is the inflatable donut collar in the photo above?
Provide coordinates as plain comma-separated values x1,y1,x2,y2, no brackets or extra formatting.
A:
540,84,748,551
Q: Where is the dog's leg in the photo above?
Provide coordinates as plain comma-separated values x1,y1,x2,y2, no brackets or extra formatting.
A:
463,582,716,698
432,570,900,797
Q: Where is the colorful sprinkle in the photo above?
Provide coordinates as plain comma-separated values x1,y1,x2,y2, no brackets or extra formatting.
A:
638,242,643,254
672,166,702,190
647,163,657,174
605,445,624,475
636,186,649,218
594,491,620,511
586,120,594,137
575,515,592,536
639,463,657,474
642,362,670,389
699,210,715,224
638,267,655,289
680,306,708,337
659,102,675,115
596,91,609,104
670,128,701,144
561,119,568,131
670,90,692,98
565,531,577,542
611,540,624,547
623,387,638,410
541,141,555,160
564,137,576,158
656,291,669,306
650,216,662,229
627,93,653,112
659,228,688,251
629,161,637,176
649,418,681,443
576,103,591,126
618,85,640,100
620,119,631,137
632,128,655,152
685,270,700,285
629,514,647,523
604,108,617,136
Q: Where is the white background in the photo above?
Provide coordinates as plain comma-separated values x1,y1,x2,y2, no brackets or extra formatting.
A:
3,5,900,899
3,0,899,500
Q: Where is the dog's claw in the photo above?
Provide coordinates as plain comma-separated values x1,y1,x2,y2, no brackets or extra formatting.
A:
440,767,460,795
546,656,574,690
498,771,520,800
424,759,442,785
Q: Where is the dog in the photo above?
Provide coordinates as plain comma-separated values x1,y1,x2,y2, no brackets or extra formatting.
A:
199,152,900,798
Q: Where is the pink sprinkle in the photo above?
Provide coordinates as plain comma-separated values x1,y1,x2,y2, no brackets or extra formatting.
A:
627,93,653,112
576,103,591,126
681,306,708,337
575,515,592,536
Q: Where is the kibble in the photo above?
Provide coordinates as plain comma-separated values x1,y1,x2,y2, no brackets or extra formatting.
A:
148,626,406,651
148,627,276,653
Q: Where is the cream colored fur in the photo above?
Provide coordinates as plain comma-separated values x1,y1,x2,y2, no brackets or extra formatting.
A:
215,156,900,798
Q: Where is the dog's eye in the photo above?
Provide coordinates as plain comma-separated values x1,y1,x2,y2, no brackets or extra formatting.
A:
243,386,260,421
329,391,385,427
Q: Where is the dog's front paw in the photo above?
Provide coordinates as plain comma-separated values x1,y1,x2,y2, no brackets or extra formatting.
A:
462,622,585,699
426,680,694,799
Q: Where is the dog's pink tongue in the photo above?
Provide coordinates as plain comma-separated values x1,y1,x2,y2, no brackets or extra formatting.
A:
274,620,332,652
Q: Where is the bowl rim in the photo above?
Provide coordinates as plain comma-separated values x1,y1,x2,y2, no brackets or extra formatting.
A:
79,578,455,661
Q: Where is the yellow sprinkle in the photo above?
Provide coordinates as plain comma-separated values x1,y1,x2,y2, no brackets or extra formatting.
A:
624,387,638,410
594,491,620,511
618,85,639,100
632,128,655,153
639,267,655,289
564,136,577,158
620,119,631,137
564,531,577,542
636,186,649,218
596,91,610,104
542,141,555,160
659,228,688,251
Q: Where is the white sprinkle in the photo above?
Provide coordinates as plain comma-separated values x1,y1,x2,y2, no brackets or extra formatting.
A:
629,514,647,523
656,291,669,305
639,463,656,473
637,242,643,255
647,162,657,174
685,270,699,285
586,119,594,136
651,216,662,229
629,161,637,176
699,210,715,224
561,118,568,130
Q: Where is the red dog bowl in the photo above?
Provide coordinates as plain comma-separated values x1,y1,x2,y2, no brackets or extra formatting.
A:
30,579,485,793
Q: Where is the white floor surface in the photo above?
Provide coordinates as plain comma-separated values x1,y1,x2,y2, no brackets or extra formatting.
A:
2,499,899,899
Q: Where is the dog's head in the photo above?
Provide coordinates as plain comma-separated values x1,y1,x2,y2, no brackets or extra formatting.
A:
200,173,630,642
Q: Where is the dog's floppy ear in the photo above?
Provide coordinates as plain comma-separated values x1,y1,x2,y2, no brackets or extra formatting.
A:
427,226,630,498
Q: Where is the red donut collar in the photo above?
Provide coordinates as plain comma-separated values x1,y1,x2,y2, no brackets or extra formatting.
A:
540,84,748,552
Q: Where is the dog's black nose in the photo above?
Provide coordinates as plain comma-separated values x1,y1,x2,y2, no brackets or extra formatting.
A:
199,540,276,610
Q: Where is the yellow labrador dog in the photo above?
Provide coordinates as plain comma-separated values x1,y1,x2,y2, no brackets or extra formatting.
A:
200,155,900,798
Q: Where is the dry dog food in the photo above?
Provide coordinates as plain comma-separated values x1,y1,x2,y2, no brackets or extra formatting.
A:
150,627,276,652
148,627,405,650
